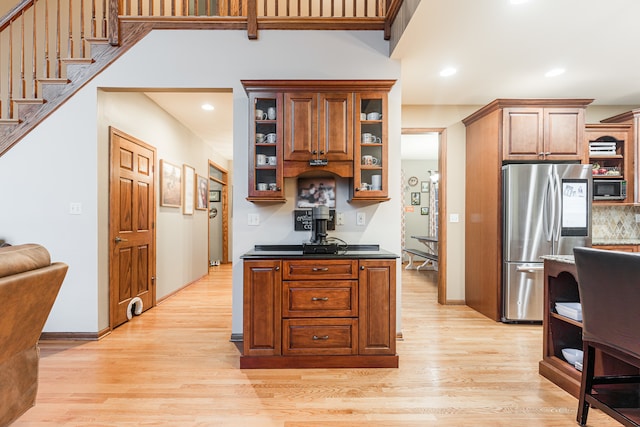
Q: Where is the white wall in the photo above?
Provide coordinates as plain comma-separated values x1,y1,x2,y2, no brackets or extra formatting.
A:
0,30,400,334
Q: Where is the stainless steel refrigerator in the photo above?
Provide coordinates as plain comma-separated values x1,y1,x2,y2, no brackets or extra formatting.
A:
502,163,592,322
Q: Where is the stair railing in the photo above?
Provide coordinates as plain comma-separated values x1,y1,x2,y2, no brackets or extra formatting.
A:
0,0,396,153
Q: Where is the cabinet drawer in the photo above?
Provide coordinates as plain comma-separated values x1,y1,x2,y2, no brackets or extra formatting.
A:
283,259,358,280
283,280,357,317
282,318,358,355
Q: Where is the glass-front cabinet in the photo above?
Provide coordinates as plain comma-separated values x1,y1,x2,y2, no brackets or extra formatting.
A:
243,80,394,203
247,92,285,202
353,92,389,201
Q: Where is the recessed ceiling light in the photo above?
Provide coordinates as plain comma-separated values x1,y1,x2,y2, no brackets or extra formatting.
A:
201,103,214,111
545,68,565,77
439,67,457,77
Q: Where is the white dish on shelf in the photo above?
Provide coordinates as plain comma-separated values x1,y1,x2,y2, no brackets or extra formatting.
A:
562,348,584,367
555,302,582,321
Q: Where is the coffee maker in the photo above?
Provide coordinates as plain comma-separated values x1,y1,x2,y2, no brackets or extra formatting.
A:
302,205,338,254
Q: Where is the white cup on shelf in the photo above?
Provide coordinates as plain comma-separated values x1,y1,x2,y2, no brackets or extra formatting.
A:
371,174,382,190
256,154,267,165
257,183,268,191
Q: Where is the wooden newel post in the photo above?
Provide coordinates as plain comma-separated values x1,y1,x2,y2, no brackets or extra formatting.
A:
108,0,119,45
246,0,257,39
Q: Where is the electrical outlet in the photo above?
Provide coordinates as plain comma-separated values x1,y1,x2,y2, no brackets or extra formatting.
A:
336,212,345,226
635,214,640,223
356,212,366,226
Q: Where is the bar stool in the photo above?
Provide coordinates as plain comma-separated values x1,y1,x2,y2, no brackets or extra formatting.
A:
573,247,640,427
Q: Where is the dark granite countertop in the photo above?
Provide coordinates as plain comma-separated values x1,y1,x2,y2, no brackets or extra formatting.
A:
241,244,399,259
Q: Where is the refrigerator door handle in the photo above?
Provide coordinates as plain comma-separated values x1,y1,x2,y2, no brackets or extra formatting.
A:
552,168,562,248
543,172,553,241
516,265,544,272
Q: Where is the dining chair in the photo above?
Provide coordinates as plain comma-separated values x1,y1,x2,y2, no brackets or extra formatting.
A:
573,247,640,427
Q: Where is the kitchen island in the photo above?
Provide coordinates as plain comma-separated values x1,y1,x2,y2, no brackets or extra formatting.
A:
539,254,640,397
241,245,399,368
539,255,582,397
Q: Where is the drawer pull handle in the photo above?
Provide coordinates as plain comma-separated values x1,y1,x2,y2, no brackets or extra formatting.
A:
313,335,329,340
312,267,329,272
311,297,329,301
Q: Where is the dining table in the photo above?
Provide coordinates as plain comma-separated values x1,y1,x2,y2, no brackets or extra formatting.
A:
407,235,438,270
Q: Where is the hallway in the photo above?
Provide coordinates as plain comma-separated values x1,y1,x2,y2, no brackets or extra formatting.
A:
14,264,617,426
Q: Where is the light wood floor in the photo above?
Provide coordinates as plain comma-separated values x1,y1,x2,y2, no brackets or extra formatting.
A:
13,264,619,426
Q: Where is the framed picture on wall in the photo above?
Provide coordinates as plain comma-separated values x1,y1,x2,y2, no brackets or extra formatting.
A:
210,190,221,203
160,159,181,207
411,192,421,205
421,207,429,215
421,181,430,193
183,164,195,215
196,175,208,210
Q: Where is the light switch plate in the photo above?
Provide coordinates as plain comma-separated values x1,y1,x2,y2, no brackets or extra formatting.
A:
69,202,82,215
450,213,459,223
248,213,259,226
356,212,366,226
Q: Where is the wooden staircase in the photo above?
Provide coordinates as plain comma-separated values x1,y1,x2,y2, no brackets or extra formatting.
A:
0,0,396,157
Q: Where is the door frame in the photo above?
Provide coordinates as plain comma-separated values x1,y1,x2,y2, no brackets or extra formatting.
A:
208,160,230,264
401,127,447,304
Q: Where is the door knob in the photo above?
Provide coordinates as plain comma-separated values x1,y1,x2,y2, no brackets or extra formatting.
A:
114,236,128,243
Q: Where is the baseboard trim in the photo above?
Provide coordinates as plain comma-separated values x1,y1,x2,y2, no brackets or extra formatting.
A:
445,299,466,305
40,327,111,341
229,333,243,342
157,273,207,304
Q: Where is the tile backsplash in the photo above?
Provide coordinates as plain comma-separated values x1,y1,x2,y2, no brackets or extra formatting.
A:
592,205,640,240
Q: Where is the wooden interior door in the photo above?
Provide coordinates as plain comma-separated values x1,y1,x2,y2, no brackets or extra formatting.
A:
109,127,156,329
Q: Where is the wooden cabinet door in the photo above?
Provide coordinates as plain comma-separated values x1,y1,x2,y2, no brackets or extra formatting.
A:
284,92,317,161
352,92,389,201
358,259,396,355
243,260,282,356
318,92,353,160
247,92,284,201
543,108,584,160
503,107,544,159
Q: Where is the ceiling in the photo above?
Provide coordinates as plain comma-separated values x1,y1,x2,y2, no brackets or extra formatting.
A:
145,0,640,161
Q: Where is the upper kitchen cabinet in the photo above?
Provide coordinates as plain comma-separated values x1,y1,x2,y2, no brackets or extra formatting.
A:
502,101,592,161
283,92,353,163
242,80,395,202
462,98,593,322
351,92,389,201
600,109,640,203
585,123,633,204
245,91,285,202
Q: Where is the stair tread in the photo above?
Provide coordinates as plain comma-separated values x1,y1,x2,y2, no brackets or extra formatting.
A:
62,57,95,64
13,98,45,104
85,37,110,43
38,78,70,84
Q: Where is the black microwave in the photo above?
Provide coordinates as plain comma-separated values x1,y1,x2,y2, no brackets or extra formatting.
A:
593,179,626,200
